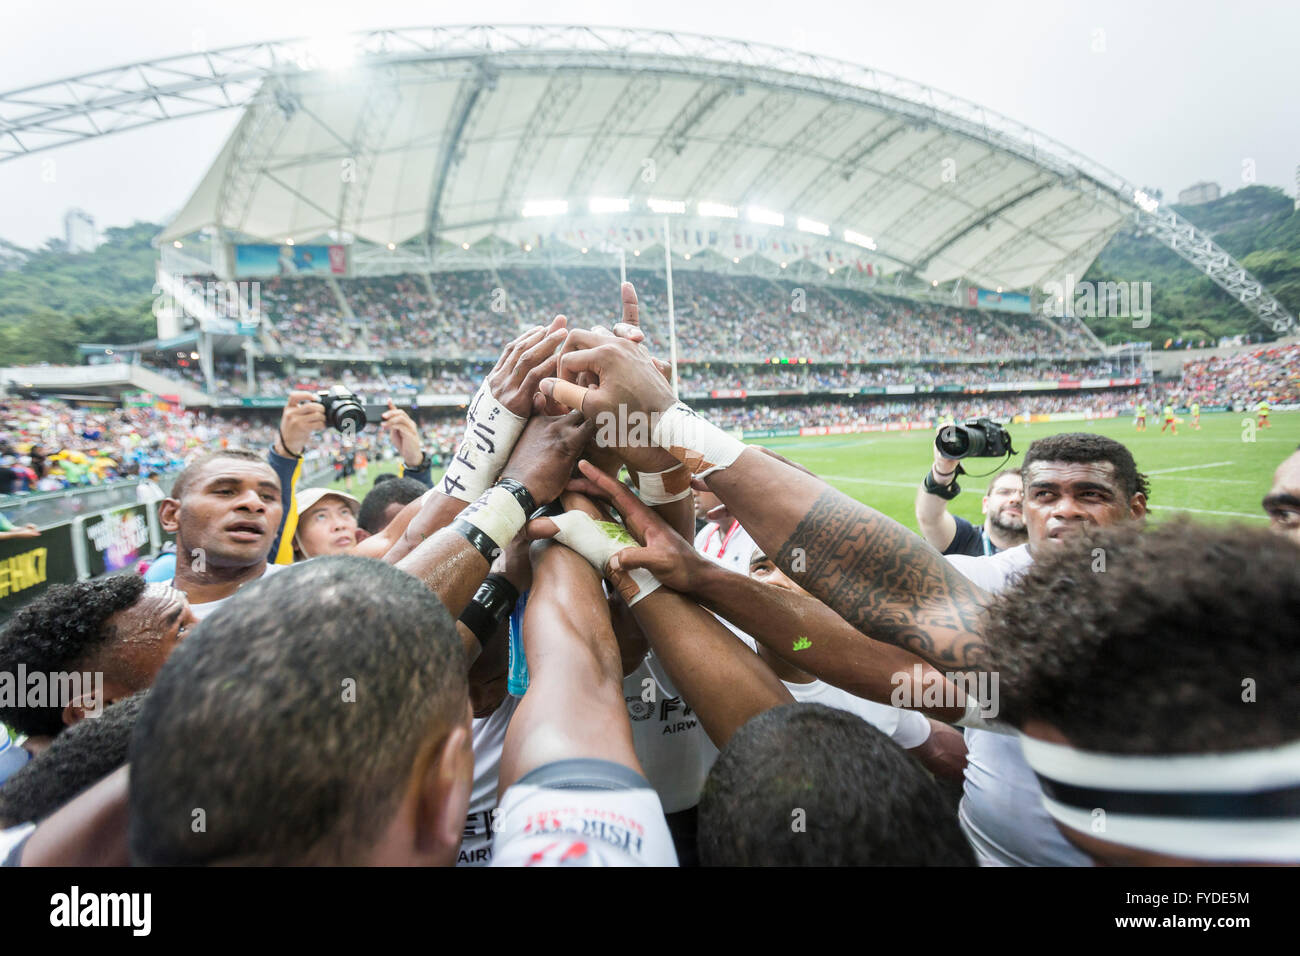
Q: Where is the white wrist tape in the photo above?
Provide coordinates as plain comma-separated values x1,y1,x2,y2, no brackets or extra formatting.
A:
548,510,662,606
438,384,527,502
458,485,527,556
635,464,692,504
651,402,746,479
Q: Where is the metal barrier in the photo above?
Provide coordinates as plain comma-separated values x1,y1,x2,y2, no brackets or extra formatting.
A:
0,499,164,621
1,454,336,528
0,476,175,528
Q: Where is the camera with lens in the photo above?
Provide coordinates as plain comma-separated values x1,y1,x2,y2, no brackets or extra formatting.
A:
935,417,1016,459
317,386,368,434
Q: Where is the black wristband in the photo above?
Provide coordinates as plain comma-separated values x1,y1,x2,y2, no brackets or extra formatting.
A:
458,573,520,646
277,428,301,459
452,517,502,562
496,477,538,518
406,450,432,473
923,468,962,500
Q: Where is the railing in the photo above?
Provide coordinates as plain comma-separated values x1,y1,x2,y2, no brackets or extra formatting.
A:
1,456,335,527
0,477,174,528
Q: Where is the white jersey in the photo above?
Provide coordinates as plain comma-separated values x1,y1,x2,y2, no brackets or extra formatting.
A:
491,782,677,867
694,520,756,575
784,679,933,750
0,822,35,866
457,694,519,867
170,562,288,621
944,544,1091,867
624,652,719,813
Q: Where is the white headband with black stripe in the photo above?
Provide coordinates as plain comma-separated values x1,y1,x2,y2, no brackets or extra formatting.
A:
1019,735,1300,862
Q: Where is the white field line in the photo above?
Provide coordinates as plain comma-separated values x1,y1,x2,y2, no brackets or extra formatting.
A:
1145,461,1235,475
1149,476,1255,485
1150,506,1268,520
819,474,926,489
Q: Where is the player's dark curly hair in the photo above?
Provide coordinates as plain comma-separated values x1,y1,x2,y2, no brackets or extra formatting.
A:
0,573,145,737
358,476,427,534
698,703,975,866
985,520,1299,754
129,555,467,865
1021,432,1150,500
0,690,146,827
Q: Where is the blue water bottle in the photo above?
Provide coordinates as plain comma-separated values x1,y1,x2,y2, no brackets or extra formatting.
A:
507,590,529,697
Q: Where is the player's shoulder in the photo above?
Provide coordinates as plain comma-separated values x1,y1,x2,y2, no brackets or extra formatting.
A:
946,544,1032,594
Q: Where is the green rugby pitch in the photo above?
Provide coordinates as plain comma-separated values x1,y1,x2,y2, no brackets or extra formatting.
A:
749,411,1297,530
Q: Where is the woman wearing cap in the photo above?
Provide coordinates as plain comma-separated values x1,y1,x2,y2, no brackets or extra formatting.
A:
292,488,364,561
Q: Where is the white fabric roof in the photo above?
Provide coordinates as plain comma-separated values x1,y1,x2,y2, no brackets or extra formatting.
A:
163,39,1129,292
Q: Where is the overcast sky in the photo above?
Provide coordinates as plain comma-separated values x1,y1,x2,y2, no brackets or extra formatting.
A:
1,0,1297,248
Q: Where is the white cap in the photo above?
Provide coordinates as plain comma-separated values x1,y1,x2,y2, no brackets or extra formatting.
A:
296,487,360,517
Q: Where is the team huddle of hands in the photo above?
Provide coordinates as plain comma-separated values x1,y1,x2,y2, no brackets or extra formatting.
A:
482,282,705,565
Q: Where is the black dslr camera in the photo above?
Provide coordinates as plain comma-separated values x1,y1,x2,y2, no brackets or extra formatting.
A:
317,386,367,434
935,417,1016,459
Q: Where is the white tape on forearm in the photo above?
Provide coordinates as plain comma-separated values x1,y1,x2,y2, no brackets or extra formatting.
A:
635,464,692,504
548,511,662,606
437,384,527,502
459,485,527,554
651,402,746,479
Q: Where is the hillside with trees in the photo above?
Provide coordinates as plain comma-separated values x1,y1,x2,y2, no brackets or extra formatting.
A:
0,222,158,365
1080,185,1300,346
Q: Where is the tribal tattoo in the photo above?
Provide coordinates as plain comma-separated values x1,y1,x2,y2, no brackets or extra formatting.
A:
773,488,994,673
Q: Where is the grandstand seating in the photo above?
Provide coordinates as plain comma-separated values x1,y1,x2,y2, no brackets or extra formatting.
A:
252,268,1092,362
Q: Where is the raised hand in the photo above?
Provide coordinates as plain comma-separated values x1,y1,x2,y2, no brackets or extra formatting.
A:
497,409,595,508
611,280,644,345
610,281,673,382
540,332,676,430
485,315,569,418
380,400,423,468
276,390,326,457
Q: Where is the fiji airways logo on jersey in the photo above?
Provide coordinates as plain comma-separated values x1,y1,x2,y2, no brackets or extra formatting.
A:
626,685,698,734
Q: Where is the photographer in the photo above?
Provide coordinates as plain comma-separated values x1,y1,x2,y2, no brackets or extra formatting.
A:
268,392,435,564
914,424,1025,557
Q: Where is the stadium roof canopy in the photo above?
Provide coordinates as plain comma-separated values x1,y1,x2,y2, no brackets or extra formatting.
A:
0,25,1292,331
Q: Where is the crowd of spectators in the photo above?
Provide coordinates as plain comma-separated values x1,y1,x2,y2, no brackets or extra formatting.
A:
676,359,1132,393
249,267,1091,362
0,401,277,495
1173,342,1300,407
0,395,472,499
701,389,1141,433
